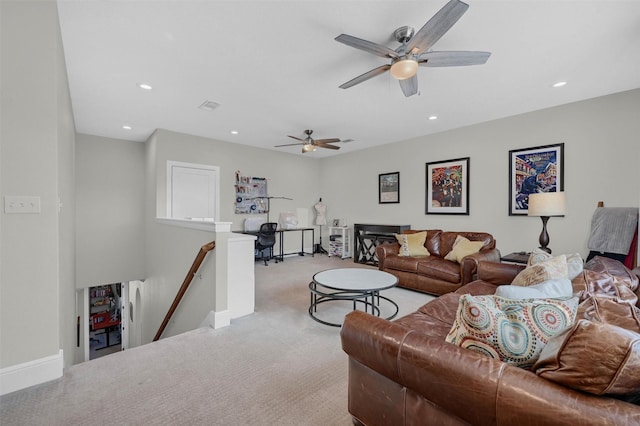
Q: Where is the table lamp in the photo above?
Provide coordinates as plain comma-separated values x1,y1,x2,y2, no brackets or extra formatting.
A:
527,191,566,254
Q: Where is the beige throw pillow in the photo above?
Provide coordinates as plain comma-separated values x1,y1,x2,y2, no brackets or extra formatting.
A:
395,232,429,257
444,235,484,263
512,254,569,287
528,248,584,280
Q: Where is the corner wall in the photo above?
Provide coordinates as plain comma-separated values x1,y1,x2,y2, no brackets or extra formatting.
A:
1,0,76,390
319,89,640,259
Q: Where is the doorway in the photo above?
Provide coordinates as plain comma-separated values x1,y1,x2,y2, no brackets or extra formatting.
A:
88,282,129,360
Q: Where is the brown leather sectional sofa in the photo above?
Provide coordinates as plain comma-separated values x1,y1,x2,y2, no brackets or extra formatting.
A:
376,230,501,295
341,258,640,425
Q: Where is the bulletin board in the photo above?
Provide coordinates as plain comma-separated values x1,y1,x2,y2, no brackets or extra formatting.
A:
234,171,268,214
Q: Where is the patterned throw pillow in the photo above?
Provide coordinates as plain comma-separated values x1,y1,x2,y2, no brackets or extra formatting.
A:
445,294,579,368
512,254,569,287
528,248,584,280
444,235,484,263
395,231,429,257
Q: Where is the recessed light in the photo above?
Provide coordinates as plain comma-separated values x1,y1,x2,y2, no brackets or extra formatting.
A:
122,125,132,130
137,83,153,90
428,116,438,120
552,81,567,88
231,130,239,135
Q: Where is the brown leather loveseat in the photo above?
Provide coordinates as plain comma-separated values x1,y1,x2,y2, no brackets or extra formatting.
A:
341,258,640,426
376,230,501,295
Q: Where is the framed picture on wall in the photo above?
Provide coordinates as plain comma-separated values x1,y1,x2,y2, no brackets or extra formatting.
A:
509,143,564,215
425,157,470,215
379,172,400,204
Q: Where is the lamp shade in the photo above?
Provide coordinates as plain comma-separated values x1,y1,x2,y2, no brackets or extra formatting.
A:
390,58,418,80
528,192,566,217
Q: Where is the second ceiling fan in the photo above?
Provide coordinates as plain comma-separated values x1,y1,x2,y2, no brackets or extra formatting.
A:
275,129,353,154
335,0,490,97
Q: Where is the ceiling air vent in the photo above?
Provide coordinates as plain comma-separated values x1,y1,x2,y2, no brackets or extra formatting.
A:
198,100,220,112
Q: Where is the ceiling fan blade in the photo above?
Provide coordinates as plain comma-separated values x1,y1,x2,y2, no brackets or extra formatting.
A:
406,0,469,54
287,135,306,142
418,50,490,67
340,139,354,143
335,34,399,59
274,142,304,147
313,138,341,144
315,142,341,150
399,75,419,97
339,64,391,89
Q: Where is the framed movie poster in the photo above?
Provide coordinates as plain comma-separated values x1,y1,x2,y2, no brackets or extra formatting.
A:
379,172,400,204
509,143,564,215
425,157,469,215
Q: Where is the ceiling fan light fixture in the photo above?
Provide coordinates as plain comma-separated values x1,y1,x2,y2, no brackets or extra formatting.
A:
390,58,418,80
302,144,316,153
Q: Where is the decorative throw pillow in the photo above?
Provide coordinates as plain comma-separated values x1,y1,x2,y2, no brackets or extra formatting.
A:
512,255,569,287
445,294,578,368
444,235,484,263
395,232,429,257
534,319,640,396
495,278,573,300
528,248,584,280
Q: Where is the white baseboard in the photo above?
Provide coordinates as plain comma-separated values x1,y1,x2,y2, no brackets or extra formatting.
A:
0,349,63,396
199,310,231,329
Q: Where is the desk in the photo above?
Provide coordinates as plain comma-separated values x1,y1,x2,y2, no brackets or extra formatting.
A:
238,227,314,262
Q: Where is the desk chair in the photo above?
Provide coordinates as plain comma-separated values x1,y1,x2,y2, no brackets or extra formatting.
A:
255,222,278,265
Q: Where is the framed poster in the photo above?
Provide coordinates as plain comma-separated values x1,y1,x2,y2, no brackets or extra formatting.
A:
379,172,400,204
425,157,469,215
509,143,564,215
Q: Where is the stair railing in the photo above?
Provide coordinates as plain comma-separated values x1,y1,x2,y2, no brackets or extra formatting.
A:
153,241,216,341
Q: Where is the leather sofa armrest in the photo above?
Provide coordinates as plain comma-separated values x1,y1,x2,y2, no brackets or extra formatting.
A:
341,310,412,383
459,249,502,284
375,242,400,270
477,261,525,285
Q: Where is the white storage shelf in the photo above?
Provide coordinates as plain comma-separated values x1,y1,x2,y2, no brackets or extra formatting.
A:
328,226,351,259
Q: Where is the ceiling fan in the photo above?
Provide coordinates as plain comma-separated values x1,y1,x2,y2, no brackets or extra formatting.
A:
274,130,353,154
335,0,490,97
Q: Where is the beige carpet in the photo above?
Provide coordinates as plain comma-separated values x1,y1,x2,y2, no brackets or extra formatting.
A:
0,255,433,425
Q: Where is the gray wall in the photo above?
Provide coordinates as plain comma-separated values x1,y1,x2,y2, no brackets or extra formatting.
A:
319,89,640,258
75,134,145,288
1,1,76,368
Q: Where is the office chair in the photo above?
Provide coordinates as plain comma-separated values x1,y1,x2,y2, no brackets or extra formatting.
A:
255,222,278,265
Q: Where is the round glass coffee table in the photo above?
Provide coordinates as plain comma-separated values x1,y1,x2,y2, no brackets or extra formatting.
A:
309,268,399,327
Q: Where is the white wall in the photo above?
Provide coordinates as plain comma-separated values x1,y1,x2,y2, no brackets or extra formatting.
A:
75,134,145,288
1,0,75,374
319,89,640,259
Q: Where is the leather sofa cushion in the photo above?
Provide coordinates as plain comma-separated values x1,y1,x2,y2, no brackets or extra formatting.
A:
417,258,460,283
573,269,639,305
535,319,640,396
586,256,639,292
577,295,640,333
394,293,460,338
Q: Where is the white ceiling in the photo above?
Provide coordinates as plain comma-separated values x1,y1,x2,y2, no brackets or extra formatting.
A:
57,1,640,157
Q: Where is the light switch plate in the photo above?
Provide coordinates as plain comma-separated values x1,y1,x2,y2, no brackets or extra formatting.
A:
4,196,41,214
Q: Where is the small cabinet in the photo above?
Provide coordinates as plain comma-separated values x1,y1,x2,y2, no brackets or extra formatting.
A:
328,226,351,259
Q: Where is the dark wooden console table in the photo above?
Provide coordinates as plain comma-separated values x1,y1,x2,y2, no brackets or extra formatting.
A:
353,224,411,266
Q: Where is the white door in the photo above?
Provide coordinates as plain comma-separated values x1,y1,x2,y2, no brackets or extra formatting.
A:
167,161,219,220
